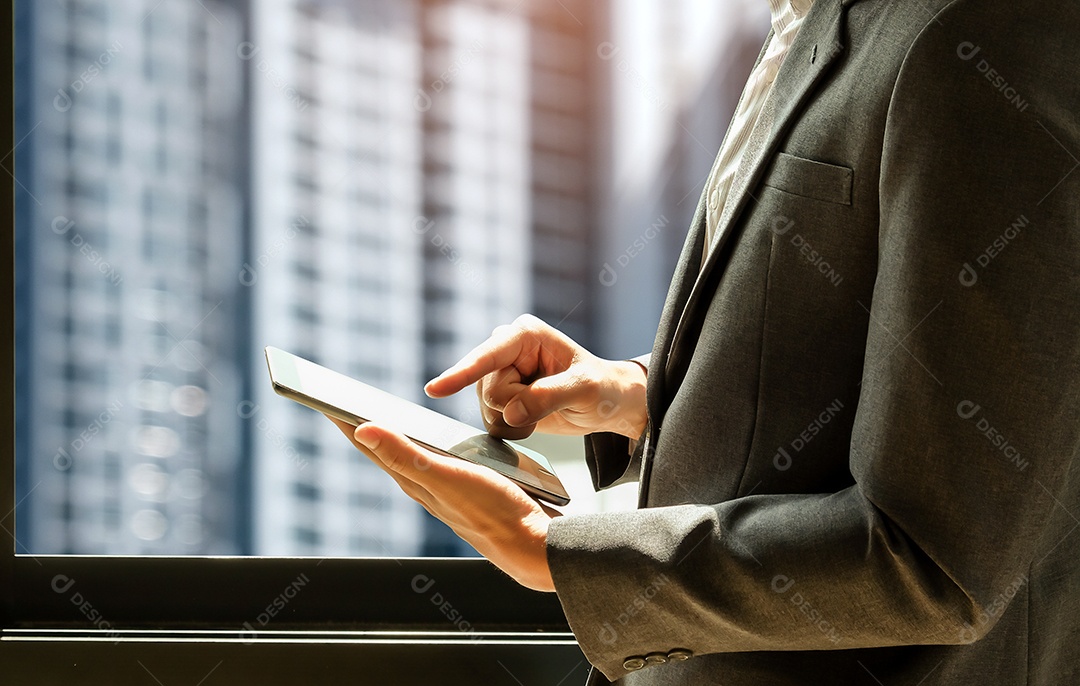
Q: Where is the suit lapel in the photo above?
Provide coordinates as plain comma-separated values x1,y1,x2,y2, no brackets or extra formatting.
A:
660,0,851,404
644,185,707,425
645,31,776,424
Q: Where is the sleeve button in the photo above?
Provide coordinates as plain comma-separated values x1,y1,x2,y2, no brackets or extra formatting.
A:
645,652,669,665
667,649,693,661
623,656,647,671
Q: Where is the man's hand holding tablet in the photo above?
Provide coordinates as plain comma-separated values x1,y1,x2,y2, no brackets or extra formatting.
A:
272,314,648,593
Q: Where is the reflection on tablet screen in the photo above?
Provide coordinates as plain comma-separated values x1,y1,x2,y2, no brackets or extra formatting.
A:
450,435,550,490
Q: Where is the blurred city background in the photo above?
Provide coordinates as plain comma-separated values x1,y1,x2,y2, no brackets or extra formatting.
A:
13,0,768,555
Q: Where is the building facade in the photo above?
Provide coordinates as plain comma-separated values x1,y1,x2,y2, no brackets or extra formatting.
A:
15,0,247,554
15,0,611,556
248,0,606,556
246,0,428,556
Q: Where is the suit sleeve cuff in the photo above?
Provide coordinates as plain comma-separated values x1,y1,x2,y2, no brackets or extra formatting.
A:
546,510,693,681
583,425,646,491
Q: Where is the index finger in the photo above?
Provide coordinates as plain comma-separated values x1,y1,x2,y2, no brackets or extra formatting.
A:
424,326,531,398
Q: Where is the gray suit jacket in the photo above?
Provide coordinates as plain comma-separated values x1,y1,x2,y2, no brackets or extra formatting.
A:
546,0,1080,683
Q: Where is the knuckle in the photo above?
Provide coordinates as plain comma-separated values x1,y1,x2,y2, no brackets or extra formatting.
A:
478,378,504,410
513,313,545,331
384,451,406,473
381,438,411,473
481,386,502,411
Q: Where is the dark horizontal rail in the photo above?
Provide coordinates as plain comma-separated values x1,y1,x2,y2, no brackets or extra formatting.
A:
12,556,571,633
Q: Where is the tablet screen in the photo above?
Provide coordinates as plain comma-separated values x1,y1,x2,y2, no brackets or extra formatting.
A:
265,347,566,502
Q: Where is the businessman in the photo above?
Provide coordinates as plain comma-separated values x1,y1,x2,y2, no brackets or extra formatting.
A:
332,0,1080,682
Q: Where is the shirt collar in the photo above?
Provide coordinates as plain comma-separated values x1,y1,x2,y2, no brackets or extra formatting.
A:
767,0,815,33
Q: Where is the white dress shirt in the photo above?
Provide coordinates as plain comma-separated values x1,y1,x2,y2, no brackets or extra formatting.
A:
700,0,815,266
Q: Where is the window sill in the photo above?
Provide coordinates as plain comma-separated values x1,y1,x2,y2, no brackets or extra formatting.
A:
0,629,588,685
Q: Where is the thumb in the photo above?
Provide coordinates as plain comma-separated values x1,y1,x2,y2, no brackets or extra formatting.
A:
503,369,590,427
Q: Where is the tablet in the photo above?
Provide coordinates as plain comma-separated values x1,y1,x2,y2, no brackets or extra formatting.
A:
264,346,570,506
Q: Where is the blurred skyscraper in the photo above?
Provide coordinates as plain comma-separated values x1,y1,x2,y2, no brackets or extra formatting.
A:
245,0,429,556
247,0,607,556
527,0,605,353
15,0,608,556
414,0,606,552
14,0,248,553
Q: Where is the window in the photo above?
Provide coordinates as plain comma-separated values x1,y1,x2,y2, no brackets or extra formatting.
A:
12,0,630,557
1,0,644,681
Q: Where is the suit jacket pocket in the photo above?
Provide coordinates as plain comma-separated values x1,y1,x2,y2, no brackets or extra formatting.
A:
762,152,853,206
